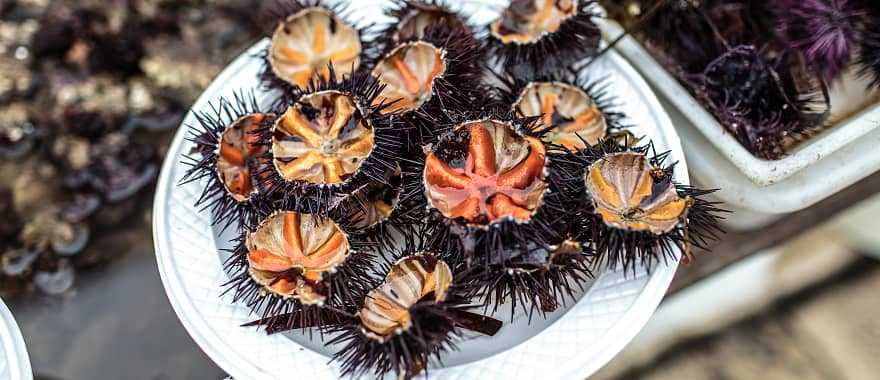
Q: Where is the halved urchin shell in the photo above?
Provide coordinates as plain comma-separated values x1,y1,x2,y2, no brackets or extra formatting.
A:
272,90,374,185
345,164,403,231
180,93,275,231
217,114,271,202
490,0,578,44
393,0,470,42
585,152,691,234
424,119,548,225
268,7,362,88
359,254,453,342
513,81,607,150
245,211,351,304
371,41,447,114
485,0,601,76
258,66,404,215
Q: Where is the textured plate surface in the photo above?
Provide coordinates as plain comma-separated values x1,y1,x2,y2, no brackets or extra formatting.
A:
153,1,685,379
0,298,32,380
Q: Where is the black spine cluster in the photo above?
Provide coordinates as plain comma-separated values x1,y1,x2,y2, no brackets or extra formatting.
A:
858,5,880,88
179,92,274,232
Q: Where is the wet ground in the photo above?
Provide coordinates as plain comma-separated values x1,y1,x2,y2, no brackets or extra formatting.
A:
599,258,880,380
6,217,224,379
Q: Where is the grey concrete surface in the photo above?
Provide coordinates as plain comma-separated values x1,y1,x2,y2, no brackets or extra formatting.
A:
7,222,224,380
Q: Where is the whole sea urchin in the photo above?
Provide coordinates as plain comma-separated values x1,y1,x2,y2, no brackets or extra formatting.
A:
774,0,868,81
554,138,726,271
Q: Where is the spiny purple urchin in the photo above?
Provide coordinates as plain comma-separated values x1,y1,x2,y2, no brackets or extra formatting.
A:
774,0,866,81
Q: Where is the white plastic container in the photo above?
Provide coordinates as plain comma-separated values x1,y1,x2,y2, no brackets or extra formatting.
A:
152,1,689,378
0,298,32,380
599,20,880,223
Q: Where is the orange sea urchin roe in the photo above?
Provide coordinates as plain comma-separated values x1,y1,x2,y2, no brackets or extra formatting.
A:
269,7,362,87
424,120,548,224
246,211,350,303
217,114,268,202
490,0,578,44
585,152,691,234
372,41,446,114
359,255,452,341
272,90,374,184
513,82,607,151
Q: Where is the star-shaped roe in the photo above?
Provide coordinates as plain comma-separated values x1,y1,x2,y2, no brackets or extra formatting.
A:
246,211,350,303
424,120,548,224
272,90,375,185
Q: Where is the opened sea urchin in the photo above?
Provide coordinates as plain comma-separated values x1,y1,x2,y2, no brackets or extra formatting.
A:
224,210,374,334
181,93,275,231
259,66,405,214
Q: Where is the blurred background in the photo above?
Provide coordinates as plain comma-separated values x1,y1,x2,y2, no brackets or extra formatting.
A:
1,0,878,379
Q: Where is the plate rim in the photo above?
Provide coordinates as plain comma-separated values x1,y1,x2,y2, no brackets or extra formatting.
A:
0,298,32,380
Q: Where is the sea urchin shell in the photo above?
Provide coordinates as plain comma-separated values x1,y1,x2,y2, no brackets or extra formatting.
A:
218,114,271,202
260,67,404,214
181,93,275,231
264,4,363,90
388,0,470,44
272,90,375,185
245,211,351,304
487,0,601,77
358,254,453,341
512,81,608,150
371,41,447,114
585,152,691,234
556,139,726,271
328,251,497,378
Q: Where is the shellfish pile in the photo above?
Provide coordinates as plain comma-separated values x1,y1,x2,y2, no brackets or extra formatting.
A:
0,0,265,295
181,1,726,377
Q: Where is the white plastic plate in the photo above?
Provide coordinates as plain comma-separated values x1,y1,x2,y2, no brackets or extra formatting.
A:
0,298,32,380
153,1,685,379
